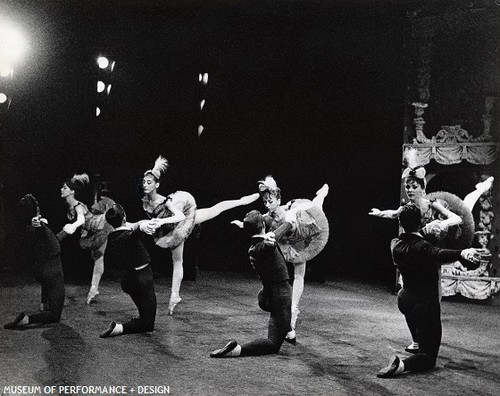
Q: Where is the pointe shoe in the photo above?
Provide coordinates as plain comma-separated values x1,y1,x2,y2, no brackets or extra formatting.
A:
316,184,329,198
86,289,99,305
168,296,182,315
285,330,297,345
291,306,300,330
475,176,494,194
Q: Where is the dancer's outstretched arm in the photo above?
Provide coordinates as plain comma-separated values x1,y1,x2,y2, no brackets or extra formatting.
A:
195,193,259,225
369,207,402,219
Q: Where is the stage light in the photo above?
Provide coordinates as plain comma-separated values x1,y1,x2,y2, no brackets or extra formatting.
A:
0,21,28,65
96,107,101,117
202,73,208,85
200,99,205,110
97,56,110,69
110,61,116,72
106,84,112,95
0,65,13,78
97,81,105,93
198,125,204,137
0,93,7,103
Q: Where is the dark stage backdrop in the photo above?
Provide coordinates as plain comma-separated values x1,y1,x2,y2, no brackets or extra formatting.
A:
0,0,406,285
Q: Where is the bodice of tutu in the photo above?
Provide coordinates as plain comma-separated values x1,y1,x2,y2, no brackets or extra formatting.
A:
142,191,197,249
67,201,93,231
265,199,329,264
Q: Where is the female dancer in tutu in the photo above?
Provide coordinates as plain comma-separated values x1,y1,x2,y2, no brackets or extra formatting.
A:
133,156,259,315
369,148,493,352
256,176,330,343
60,174,115,304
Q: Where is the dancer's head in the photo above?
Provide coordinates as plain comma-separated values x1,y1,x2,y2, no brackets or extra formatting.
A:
402,148,426,202
243,210,266,237
105,203,126,228
398,203,421,233
143,156,168,195
258,175,281,212
61,173,89,199
19,194,40,225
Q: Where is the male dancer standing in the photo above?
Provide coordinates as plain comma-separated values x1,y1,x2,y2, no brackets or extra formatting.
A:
210,209,296,357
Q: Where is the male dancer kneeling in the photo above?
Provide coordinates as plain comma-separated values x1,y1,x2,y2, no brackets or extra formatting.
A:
4,194,65,329
210,209,295,357
100,203,156,338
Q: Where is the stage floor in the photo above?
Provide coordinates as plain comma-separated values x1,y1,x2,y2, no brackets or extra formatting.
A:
1,270,499,396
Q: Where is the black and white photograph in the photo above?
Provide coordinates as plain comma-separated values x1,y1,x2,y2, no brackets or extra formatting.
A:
0,1,499,395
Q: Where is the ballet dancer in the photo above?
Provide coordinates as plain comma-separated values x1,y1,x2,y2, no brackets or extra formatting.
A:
369,149,493,352
377,204,481,378
133,156,260,315
257,176,329,343
210,209,296,357
60,174,116,304
4,194,65,329
100,203,157,338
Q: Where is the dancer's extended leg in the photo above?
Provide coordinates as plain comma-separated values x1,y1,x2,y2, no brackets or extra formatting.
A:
169,242,184,315
194,193,259,225
463,177,494,211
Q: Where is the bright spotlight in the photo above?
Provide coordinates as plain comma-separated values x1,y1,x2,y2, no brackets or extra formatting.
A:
106,84,112,95
97,56,109,69
200,99,205,110
0,21,28,65
110,61,116,72
97,81,105,93
96,107,101,116
0,64,12,77
198,125,204,136
202,73,208,85
0,93,7,103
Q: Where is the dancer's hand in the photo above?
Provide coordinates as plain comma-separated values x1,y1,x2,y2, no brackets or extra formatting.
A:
231,220,244,228
461,248,481,264
63,223,77,235
369,208,381,216
262,232,276,243
426,220,448,239
139,220,156,235
240,193,260,205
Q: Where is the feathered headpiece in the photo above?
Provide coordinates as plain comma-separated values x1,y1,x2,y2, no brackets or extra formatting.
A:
402,148,426,183
67,173,90,191
144,156,169,180
258,175,281,199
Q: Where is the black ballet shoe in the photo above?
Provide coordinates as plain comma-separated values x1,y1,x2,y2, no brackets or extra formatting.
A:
210,340,239,358
4,313,27,329
377,355,402,378
100,321,117,338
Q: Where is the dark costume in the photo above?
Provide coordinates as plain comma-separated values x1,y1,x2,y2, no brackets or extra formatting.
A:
239,222,293,356
391,233,464,372
104,227,156,333
27,223,65,324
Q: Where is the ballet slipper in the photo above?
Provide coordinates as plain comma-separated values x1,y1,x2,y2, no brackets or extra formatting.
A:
285,330,297,345
475,177,494,194
316,184,329,198
168,296,182,315
86,287,99,305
